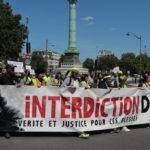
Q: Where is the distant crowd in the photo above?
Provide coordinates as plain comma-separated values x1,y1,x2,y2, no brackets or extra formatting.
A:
0,62,150,89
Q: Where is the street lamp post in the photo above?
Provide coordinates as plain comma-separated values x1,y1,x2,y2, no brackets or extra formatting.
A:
26,17,31,54
126,32,142,75
126,32,142,55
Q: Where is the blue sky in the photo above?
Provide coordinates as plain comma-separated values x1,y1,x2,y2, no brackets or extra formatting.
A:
5,0,150,62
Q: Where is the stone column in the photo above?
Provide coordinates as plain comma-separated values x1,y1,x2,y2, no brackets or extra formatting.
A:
57,0,88,74
68,0,78,52
61,0,80,67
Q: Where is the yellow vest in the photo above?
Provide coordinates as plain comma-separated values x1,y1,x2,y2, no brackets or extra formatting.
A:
31,78,38,87
43,76,50,82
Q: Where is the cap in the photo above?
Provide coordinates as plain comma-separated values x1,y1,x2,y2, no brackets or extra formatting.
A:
71,67,78,72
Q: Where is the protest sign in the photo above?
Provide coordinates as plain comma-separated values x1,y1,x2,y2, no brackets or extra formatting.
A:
0,86,150,132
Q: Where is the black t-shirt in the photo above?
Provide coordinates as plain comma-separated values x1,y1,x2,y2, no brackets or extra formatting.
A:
0,73,16,85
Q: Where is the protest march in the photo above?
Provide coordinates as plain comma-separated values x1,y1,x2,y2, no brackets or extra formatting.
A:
1,60,150,139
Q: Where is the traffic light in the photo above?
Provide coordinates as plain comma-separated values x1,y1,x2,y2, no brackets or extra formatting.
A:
26,42,31,53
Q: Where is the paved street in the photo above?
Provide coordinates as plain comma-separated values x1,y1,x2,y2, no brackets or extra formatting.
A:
0,127,150,150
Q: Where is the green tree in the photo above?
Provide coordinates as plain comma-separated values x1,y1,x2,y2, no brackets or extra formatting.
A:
31,53,48,74
0,0,27,60
83,58,94,72
136,53,150,74
96,55,119,72
120,52,137,74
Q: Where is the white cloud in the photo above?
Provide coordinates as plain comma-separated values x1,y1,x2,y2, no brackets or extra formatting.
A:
82,16,95,25
83,16,94,22
109,27,118,31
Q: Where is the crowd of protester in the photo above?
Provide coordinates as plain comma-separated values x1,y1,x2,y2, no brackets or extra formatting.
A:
1,62,150,138
0,62,150,89
0,64,127,88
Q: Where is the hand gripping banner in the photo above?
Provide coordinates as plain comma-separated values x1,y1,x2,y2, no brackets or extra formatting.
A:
0,85,150,132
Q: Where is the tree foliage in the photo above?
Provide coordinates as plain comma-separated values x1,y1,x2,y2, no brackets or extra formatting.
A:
96,55,119,72
31,53,48,74
94,52,150,75
120,53,137,74
83,58,94,72
136,54,150,74
0,0,27,60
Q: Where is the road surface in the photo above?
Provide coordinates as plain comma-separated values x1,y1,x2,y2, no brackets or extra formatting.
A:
0,127,150,150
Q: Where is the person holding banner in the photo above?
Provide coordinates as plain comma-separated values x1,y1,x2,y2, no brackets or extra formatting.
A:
26,70,35,86
98,74,112,89
111,72,119,88
80,74,91,89
36,73,46,87
61,68,90,139
138,73,150,88
113,71,131,132
43,73,51,86
0,64,17,85
118,71,128,88
61,68,80,88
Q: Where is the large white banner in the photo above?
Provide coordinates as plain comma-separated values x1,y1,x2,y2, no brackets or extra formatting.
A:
0,85,150,132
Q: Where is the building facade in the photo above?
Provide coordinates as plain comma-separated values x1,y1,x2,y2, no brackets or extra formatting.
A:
47,51,61,71
25,50,61,72
97,50,112,58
